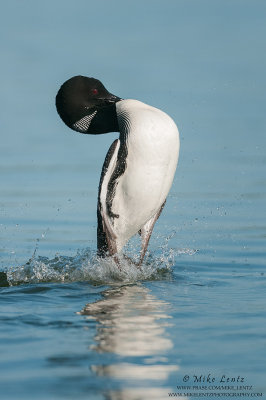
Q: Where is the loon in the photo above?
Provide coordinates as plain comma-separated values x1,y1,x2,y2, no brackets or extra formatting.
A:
56,76,180,265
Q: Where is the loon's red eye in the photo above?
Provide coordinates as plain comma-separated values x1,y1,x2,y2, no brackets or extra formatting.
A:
92,88,98,95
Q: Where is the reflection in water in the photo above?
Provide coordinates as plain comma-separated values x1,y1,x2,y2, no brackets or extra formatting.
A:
79,284,179,399
92,363,178,380
79,284,174,356
104,388,183,400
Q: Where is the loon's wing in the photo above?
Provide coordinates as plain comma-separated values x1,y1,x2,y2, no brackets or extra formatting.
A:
138,200,166,265
97,139,120,257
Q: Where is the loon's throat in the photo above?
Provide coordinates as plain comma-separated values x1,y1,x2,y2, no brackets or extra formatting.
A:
88,104,120,134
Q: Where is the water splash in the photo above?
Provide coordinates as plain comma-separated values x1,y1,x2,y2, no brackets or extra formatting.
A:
4,249,171,287
3,231,197,286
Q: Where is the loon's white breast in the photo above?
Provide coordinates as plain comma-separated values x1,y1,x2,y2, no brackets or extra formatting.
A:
100,99,180,252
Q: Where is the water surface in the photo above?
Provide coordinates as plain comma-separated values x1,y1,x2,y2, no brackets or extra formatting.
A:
0,1,266,399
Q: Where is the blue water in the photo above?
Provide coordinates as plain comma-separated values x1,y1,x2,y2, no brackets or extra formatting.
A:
1,1,266,399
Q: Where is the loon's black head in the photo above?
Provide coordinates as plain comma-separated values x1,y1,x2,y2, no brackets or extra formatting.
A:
56,75,122,134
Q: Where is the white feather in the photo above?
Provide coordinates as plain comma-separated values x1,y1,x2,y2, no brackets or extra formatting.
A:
106,99,180,252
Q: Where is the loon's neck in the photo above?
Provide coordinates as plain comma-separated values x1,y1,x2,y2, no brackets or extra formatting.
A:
85,103,119,135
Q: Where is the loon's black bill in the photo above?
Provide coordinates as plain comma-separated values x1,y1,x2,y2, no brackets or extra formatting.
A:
101,94,122,104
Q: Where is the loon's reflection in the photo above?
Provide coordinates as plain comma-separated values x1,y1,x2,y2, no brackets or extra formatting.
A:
80,284,174,356
79,284,179,398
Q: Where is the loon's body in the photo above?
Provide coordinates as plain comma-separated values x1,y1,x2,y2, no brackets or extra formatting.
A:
56,76,179,265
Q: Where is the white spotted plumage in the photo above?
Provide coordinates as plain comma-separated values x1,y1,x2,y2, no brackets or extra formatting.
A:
73,110,97,132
